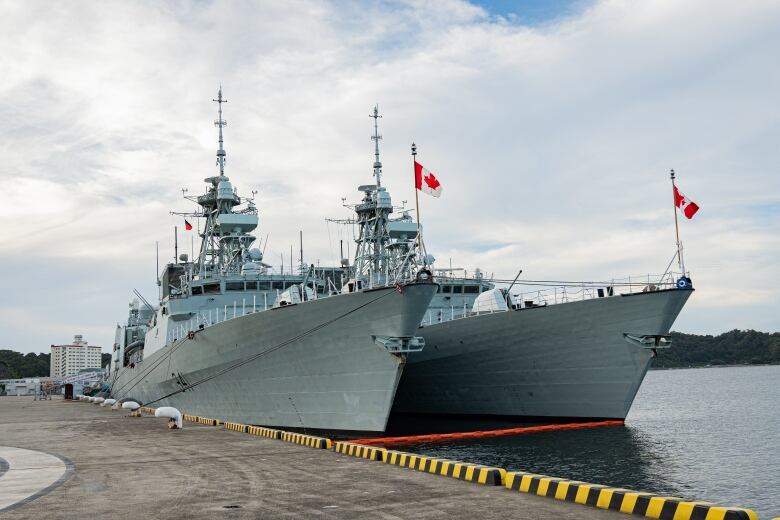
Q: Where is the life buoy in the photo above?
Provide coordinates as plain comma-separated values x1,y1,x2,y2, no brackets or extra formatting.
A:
676,277,692,289
187,330,195,340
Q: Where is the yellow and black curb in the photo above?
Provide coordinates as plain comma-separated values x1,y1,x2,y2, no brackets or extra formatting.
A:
224,421,248,433
280,431,332,449
247,425,282,439
383,449,505,486
181,414,221,426
334,441,386,461
505,471,758,520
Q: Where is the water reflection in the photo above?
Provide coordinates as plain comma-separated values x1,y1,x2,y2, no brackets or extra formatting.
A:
385,366,780,518
395,424,680,496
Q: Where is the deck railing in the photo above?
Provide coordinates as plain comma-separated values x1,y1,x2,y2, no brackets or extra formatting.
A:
420,271,687,327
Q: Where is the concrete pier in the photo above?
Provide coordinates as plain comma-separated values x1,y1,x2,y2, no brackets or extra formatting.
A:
0,396,621,519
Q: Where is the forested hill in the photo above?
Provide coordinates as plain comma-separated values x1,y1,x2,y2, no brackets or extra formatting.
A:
654,330,780,368
0,350,112,379
0,351,50,379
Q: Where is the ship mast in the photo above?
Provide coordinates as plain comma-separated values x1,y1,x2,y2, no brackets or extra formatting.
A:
214,86,227,176
371,105,382,188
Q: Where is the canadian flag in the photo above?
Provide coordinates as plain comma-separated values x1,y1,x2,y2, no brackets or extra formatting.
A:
414,161,443,198
674,186,700,219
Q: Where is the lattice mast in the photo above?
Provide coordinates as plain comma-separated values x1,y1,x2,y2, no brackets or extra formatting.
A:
186,87,257,279
351,105,394,283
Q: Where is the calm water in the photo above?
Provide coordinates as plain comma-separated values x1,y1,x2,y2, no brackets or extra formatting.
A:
395,365,780,518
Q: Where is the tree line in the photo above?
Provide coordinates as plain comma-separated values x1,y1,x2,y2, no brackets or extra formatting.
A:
654,329,780,368
0,350,112,379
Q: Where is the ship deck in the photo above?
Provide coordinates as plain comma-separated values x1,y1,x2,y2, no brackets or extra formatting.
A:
0,396,622,519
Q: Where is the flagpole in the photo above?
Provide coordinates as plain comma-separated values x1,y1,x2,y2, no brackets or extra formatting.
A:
412,142,424,261
670,169,684,274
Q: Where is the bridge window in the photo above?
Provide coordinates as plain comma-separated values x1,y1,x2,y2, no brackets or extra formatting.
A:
245,282,258,290
204,283,221,294
257,282,271,290
226,282,244,291
191,286,203,295
464,285,479,294
441,286,452,293
452,286,463,294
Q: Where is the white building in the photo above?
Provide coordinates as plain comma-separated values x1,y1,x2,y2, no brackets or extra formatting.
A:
50,335,103,378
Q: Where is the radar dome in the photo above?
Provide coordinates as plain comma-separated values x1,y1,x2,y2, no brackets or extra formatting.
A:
249,248,263,261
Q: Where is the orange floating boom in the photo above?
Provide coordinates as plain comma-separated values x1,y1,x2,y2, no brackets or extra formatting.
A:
350,420,625,446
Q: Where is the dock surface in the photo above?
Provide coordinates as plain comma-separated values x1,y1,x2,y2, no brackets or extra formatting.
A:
0,397,622,519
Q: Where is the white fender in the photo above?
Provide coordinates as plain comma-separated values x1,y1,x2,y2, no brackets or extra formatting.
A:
102,398,116,407
154,406,183,429
93,397,105,404
87,397,95,402
121,401,140,410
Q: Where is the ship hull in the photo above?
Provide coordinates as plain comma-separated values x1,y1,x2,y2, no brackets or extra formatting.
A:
110,283,436,433
393,288,692,420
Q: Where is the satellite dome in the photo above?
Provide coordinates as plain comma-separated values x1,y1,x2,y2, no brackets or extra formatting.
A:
249,248,262,261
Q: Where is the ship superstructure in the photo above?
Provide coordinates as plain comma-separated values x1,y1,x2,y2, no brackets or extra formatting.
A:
338,107,693,422
108,91,437,434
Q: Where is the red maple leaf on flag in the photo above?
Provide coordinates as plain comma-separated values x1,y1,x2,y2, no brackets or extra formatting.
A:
424,173,440,190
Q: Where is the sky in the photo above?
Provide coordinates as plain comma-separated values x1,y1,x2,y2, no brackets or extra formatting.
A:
1,0,778,354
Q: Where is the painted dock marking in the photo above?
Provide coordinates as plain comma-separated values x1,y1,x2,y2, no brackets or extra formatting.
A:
0,446,73,513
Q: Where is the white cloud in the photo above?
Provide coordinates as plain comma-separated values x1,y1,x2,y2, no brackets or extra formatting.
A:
1,0,778,353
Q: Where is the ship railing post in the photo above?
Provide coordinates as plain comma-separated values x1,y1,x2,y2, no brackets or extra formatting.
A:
233,301,236,319
451,305,454,321
629,275,633,294
554,287,558,305
427,310,431,325
242,298,246,316
216,307,220,323
264,292,268,311
253,295,256,313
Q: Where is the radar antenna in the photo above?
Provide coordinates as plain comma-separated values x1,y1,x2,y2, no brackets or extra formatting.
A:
370,104,382,187
213,86,228,176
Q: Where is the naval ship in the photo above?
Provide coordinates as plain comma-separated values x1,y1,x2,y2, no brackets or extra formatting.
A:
108,90,437,434
340,107,692,422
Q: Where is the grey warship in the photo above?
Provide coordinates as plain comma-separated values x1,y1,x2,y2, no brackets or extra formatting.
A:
108,90,437,434
340,108,693,422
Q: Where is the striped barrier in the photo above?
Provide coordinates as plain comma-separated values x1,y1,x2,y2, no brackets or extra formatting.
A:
504,472,758,520
224,421,248,433
247,425,281,439
140,406,156,415
334,441,386,461
280,431,332,449
182,414,199,422
383,449,505,486
196,417,221,426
